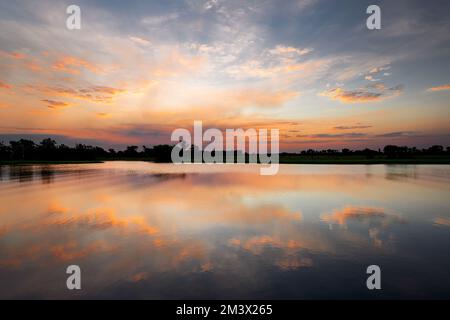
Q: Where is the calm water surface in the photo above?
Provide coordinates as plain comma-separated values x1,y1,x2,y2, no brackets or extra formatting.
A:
0,162,449,299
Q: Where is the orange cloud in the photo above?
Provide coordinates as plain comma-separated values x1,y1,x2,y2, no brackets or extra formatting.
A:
321,206,386,225
50,240,114,261
131,272,149,282
428,84,450,92
47,202,70,214
46,207,159,235
228,235,314,270
25,60,44,72
0,51,44,73
321,206,404,228
433,217,450,227
96,113,111,118
0,51,26,60
0,81,12,89
53,56,102,74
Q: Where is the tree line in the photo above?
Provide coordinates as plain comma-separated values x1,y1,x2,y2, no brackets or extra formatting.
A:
1,138,449,162
284,145,450,159
0,138,173,162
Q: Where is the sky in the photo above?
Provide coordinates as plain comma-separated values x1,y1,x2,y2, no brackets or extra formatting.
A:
0,0,449,151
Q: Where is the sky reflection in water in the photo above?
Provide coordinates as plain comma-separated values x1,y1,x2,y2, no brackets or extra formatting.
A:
0,162,450,299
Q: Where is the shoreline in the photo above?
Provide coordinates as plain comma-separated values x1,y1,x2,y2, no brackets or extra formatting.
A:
2,158,450,165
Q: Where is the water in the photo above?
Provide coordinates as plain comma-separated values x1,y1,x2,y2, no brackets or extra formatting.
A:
0,162,449,299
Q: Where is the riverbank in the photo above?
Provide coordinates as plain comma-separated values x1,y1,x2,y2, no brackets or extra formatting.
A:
279,155,450,164
2,156,450,165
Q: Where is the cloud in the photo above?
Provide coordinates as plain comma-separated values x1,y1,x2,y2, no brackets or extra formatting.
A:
203,0,219,10
50,240,114,262
46,206,159,235
428,84,450,92
433,217,450,227
141,13,179,26
296,0,319,11
363,65,391,82
369,65,391,74
96,113,111,118
0,51,26,60
269,45,313,57
28,85,126,104
129,36,151,46
227,57,329,80
52,56,102,74
297,133,367,139
334,125,372,130
24,59,44,72
0,81,12,89
321,88,382,103
376,131,418,138
321,206,403,226
365,75,379,82
321,84,403,103
41,99,71,109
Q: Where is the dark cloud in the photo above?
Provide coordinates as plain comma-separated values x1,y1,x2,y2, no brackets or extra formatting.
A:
321,84,403,103
41,99,70,109
376,131,419,138
297,133,367,139
334,125,373,130
28,85,125,103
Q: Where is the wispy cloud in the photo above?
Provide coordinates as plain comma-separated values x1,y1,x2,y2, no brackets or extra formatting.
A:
376,131,418,138
129,36,151,46
321,84,403,103
297,133,367,139
427,84,450,92
52,56,102,75
41,99,71,109
0,51,27,60
0,81,12,89
334,125,373,130
27,85,126,104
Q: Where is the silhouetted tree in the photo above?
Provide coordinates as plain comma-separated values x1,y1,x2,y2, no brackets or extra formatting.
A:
427,145,444,154
152,145,173,162
10,139,36,160
1,138,450,163
124,146,139,158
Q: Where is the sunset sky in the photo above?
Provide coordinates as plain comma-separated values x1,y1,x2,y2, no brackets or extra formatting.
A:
0,0,449,151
